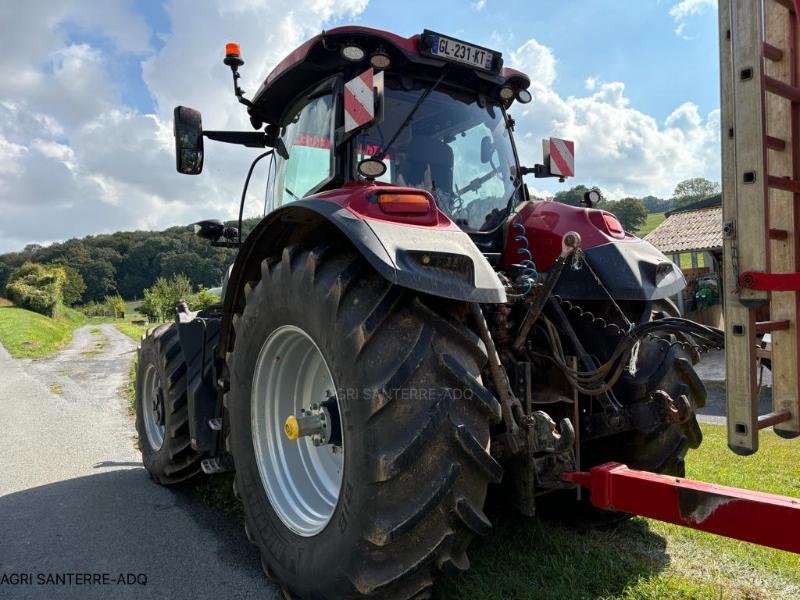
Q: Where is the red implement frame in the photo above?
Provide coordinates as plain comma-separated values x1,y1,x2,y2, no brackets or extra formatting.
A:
563,463,800,553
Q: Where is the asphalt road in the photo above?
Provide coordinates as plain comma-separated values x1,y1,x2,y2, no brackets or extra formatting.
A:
0,324,277,599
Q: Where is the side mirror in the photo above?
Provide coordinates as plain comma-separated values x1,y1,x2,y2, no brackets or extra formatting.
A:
480,136,494,164
174,106,204,175
193,219,239,243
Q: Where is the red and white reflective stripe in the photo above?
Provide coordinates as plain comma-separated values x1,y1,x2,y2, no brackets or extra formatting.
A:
549,137,574,177
344,68,374,132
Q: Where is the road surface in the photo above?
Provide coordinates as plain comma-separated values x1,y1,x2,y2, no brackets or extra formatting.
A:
0,324,277,599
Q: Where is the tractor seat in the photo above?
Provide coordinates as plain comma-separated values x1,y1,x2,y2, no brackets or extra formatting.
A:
397,138,454,195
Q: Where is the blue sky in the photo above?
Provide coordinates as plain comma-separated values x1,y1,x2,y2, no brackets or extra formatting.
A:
343,0,720,121
0,0,721,251
93,0,720,123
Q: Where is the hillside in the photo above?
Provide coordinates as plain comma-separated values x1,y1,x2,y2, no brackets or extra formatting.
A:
0,219,258,305
0,302,86,358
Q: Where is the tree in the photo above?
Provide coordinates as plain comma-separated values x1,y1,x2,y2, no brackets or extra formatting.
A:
554,184,591,207
106,294,126,318
640,195,671,213
140,274,193,321
671,178,720,209
60,265,86,306
605,197,648,233
5,262,66,316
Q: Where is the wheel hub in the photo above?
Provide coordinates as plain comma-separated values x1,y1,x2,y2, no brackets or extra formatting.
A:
251,325,344,537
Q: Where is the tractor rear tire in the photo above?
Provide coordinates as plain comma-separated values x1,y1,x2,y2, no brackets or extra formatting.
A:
135,324,203,485
225,244,502,600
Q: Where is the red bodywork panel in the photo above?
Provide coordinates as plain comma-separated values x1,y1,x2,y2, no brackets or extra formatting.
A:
504,201,637,272
310,181,459,230
261,25,528,92
564,462,800,554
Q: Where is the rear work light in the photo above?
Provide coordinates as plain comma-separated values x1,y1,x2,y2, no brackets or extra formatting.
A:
377,192,432,214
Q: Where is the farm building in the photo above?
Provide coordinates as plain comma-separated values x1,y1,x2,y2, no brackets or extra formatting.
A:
645,194,722,323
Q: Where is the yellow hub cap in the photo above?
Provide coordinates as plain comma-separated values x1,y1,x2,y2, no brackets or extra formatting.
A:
284,415,300,441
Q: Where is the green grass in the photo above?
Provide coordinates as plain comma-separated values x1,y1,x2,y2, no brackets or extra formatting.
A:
113,320,150,342
0,304,85,358
636,212,666,237
438,423,800,600
83,314,150,343
124,299,143,316
81,337,107,358
124,356,137,415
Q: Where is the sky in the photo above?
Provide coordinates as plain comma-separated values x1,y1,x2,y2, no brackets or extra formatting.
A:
0,0,721,253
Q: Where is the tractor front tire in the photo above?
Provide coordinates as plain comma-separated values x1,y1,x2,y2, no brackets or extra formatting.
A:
225,245,502,600
135,324,202,484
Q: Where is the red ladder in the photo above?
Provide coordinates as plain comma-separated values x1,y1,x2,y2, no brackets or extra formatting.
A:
720,0,800,453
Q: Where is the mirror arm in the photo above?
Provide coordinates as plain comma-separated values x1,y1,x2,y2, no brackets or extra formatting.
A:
203,130,269,148
520,164,566,182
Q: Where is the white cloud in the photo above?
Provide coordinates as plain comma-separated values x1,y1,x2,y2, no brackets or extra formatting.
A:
510,39,557,88
507,40,720,200
0,0,370,252
669,0,717,38
0,6,721,253
472,0,487,11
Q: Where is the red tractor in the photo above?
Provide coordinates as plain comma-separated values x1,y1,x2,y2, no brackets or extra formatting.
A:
137,26,718,599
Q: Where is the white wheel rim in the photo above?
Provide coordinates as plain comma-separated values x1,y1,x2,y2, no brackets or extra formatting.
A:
251,325,344,537
142,362,165,450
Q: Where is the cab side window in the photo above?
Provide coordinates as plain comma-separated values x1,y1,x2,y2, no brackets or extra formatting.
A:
267,94,333,210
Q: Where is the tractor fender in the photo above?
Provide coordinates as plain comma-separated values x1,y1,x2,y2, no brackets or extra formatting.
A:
218,199,506,358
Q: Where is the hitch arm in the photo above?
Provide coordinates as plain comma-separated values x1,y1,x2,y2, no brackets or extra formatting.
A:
563,462,800,554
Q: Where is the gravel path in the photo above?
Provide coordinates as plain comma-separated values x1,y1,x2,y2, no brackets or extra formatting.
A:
0,324,276,599
694,349,773,425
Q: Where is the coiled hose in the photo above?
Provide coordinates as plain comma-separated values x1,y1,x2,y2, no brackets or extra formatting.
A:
507,217,539,298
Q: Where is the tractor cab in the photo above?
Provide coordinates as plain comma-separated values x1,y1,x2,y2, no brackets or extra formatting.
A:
174,27,568,243
249,28,542,235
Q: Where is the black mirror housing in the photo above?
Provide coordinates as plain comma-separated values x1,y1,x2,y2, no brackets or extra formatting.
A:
480,135,494,164
193,219,224,240
174,106,204,175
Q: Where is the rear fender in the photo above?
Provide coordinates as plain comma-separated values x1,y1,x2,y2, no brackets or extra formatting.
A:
218,198,505,359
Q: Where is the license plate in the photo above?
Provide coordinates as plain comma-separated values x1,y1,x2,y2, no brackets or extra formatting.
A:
426,32,495,71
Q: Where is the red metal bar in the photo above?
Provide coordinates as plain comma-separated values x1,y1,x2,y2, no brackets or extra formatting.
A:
768,175,800,193
765,75,800,102
772,0,795,11
767,136,788,151
563,463,800,553
755,319,791,333
758,409,793,429
764,41,785,61
740,270,800,290
769,227,790,239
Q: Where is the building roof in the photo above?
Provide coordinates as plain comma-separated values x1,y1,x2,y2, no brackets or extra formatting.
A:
665,193,721,217
645,205,722,254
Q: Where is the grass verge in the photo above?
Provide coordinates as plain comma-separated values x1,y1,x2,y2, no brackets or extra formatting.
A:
438,423,800,600
0,304,85,358
113,320,150,342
